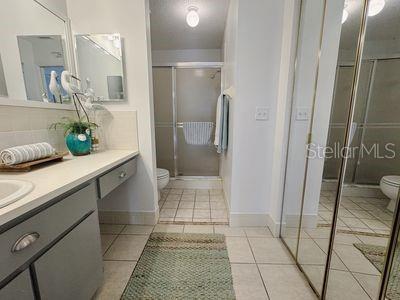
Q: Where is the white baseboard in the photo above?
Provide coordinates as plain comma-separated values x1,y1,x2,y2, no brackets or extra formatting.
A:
266,215,281,237
98,209,159,225
229,212,268,228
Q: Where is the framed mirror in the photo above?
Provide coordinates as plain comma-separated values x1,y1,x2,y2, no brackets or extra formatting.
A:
0,0,74,105
75,34,126,102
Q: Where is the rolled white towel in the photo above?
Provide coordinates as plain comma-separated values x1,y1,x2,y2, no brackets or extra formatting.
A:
0,143,55,166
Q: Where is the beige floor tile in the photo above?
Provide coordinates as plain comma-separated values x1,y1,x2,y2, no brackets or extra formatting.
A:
121,225,154,235
196,189,209,195
297,239,327,266
211,201,227,209
179,201,195,209
305,228,332,239
181,194,196,201
169,188,183,195
184,225,214,233
259,264,317,300
153,224,184,233
195,202,210,209
356,235,389,247
212,218,229,223
225,237,255,263
361,218,390,230
325,270,370,300
160,208,177,218
300,265,324,294
94,261,136,300
244,227,272,237
210,195,225,202
101,234,117,255
103,235,148,261
166,194,181,201
100,224,125,235
211,209,228,218
174,217,193,222
192,218,212,223
209,189,223,195
196,195,210,202
162,201,180,209
231,264,269,299
353,272,380,299
334,244,380,275
175,208,193,218
183,189,196,195
214,225,246,237
340,217,369,229
249,238,293,264
348,209,375,219
193,209,211,219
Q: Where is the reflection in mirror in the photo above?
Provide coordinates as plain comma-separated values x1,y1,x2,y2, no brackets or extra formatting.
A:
75,34,125,102
0,54,8,97
0,0,69,103
326,0,400,298
17,35,69,103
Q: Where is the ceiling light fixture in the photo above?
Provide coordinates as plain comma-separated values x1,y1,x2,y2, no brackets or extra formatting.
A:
186,6,199,28
342,9,349,24
368,0,385,16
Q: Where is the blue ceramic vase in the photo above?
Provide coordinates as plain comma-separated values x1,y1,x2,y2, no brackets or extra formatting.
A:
65,133,92,156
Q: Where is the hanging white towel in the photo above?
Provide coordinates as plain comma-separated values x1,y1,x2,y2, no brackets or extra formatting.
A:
0,142,55,166
214,94,230,153
182,122,214,145
214,94,223,146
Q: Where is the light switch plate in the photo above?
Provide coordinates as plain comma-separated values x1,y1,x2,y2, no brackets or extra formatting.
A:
255,107,269,121
296,107,310,121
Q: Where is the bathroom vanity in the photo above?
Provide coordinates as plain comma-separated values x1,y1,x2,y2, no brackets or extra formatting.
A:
0,150,138,299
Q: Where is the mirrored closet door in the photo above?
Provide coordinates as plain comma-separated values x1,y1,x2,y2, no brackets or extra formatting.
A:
280,0,400,299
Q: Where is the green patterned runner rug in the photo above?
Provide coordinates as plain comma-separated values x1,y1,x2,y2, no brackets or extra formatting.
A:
354,243,400,299
121,233,236,299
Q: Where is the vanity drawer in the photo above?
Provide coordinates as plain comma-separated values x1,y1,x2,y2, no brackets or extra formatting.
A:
98,158,137,198
0,182,97,284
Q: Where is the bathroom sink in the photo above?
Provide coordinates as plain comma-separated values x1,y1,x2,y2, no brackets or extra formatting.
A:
0,179,34,209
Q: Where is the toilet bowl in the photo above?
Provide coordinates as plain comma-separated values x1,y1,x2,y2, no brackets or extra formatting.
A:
157,168,170,200
380,175,400,212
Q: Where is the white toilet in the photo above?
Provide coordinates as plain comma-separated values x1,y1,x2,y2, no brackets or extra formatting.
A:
157,168,170,200
380,175,400,212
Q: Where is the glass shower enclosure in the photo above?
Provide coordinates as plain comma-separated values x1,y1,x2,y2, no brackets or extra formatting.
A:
152,64,222,177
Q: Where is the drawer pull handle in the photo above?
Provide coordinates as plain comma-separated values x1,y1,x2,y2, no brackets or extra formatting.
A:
12,232,40,253
119,171,127,179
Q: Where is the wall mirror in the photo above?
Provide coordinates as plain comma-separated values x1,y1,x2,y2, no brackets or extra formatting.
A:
75,34,126,102
0,0,72,104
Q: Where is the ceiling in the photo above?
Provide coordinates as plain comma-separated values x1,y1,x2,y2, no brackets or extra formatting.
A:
150,0,230,50
340,0,400,50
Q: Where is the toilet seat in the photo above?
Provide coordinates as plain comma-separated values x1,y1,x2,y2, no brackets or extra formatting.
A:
381,175,400,187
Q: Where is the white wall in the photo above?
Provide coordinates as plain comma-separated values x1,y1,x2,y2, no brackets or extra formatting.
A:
67,0,158,222
152,49,222,65
36,0,68,17
220,0,238,209
220,0,286,227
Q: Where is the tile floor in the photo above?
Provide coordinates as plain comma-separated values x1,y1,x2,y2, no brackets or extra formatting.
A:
158,188,229,224
97,223,317,300
280,187,393,299
318,190,393,235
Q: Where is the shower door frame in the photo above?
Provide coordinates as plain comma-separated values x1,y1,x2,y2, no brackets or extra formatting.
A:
153,62,223,178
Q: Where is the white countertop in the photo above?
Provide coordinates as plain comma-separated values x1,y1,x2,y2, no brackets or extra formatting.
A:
0,150,139,227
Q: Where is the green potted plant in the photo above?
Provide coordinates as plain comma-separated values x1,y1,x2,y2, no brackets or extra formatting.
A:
50,117,98,156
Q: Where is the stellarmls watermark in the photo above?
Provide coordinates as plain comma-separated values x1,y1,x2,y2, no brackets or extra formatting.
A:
307,142,396,159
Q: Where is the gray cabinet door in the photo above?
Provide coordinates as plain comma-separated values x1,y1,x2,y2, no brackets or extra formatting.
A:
34,212,103,300
0,270,34,300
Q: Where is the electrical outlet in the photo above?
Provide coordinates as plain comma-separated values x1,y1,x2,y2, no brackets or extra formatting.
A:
296,107,310,121
255,107,269,121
